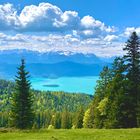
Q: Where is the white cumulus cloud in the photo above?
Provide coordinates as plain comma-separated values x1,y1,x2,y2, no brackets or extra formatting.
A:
0,3,115,38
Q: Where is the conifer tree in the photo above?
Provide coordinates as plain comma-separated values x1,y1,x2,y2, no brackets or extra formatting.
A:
83,107,94,128
94,66,112,101
75,106,84,128
61,109,72,129
123,32,140,127
10,59,34,129
93,66,112,128
52,112,61,129
104,58,128,128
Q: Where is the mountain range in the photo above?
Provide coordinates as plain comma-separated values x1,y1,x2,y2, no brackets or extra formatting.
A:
0,49,113,78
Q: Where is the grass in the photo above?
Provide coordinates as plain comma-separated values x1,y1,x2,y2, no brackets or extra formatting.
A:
0,128,140,140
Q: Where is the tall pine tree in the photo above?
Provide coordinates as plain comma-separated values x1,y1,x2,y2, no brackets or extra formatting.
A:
10,59,34,129
61,109,72,129
104,58,128,128
93,66,112,128
123,32,140,127
75,106,84,128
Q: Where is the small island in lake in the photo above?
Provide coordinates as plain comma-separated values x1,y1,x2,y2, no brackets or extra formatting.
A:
43,84,60,87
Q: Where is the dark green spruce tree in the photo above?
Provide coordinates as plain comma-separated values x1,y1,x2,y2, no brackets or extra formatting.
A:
10,59,34,129
104,57,128,128
61,109,72,129
75,106,84,128
123,32,140,127
93,66,112,128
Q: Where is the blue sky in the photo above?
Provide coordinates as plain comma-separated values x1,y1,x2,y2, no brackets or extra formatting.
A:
0,0,139,57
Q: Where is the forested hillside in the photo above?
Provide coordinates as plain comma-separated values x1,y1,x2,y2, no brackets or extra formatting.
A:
0,79,92,128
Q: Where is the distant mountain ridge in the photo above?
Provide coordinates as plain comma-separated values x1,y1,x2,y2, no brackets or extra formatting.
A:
0,49,113,78
0,49,109,64
0,61,107,78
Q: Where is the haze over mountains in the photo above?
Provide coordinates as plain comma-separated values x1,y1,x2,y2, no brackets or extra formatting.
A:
0,49,113,78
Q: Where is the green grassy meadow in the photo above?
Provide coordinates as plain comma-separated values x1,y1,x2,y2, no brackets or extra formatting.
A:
0,129,140,140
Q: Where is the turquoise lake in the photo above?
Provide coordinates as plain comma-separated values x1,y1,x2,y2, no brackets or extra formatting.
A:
31,76,99,95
